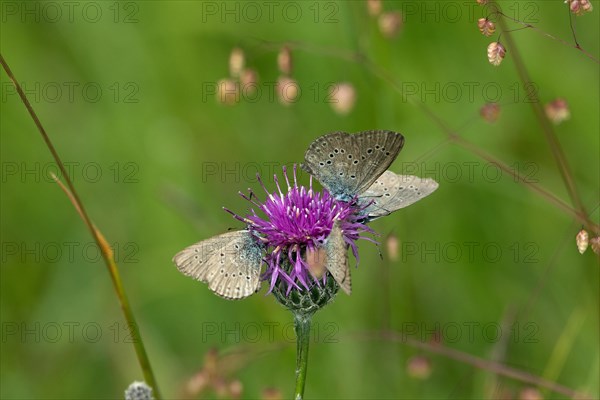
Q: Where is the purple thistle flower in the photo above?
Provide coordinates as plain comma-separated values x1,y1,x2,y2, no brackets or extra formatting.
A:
173,130,438,400
225,165,373,295
175,131,437,303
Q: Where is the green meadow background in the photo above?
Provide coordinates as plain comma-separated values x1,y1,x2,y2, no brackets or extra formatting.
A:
1,1,598,399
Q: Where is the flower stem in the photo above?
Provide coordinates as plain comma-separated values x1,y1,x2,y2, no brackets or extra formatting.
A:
0,54,161,399
293,312,312,400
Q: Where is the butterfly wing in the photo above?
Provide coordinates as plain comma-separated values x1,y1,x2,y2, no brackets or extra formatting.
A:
172,230,263,300
302,130,405,201
359,171,438,220
324,221,351,295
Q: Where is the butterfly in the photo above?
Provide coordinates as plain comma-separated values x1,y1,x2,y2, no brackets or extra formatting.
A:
306,221,351,295
302,130,438,220
172,230,263,300
302,130,439,290
301,130,405,201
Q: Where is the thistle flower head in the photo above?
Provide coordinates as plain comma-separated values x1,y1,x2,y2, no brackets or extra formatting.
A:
124,381,154,400
226,165,372,296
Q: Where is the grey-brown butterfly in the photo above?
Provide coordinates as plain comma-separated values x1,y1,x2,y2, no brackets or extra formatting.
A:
325,221,351,295
359,171,439,221
172,230,263,300
301,130,405,201
304,221,351,295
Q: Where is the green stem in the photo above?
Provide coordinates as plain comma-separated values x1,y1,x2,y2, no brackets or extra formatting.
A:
107,258,161,399
495,6,595,234
0,53,161,399
293,312,312,400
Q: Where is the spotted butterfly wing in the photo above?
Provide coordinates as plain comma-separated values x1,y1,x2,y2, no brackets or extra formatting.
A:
302,130,405,201
359,171,439,221
172,230,263,300
324,221,351,295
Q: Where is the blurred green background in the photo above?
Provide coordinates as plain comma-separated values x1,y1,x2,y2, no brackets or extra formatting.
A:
1,1,598,399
